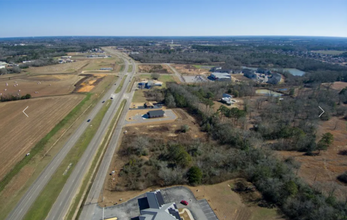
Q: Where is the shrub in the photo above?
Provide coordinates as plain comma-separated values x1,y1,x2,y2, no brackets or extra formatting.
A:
337,172,347,184
187,166,202,185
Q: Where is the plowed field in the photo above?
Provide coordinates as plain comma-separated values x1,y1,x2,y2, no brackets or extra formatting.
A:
0,95,84,179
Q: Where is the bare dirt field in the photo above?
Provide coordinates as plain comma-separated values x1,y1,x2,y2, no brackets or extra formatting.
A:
0,94,84,180
0,75,82,98
277,116,347,199
172,64,210,75
213,99,244,111
322,81,347,91
24,60,89,74
232,74,253,82
138,64,173,74
75,74,106,93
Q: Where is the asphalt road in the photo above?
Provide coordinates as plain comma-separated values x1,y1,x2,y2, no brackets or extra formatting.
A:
78,67,136,220
46,51,137,220
6,50,133,220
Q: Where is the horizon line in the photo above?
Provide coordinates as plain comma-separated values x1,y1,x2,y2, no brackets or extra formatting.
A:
1,35,347,39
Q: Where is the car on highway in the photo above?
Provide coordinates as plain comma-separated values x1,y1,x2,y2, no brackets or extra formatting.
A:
87,119,91,122
180,200,188,206
110,97,113,99
102,101,105,103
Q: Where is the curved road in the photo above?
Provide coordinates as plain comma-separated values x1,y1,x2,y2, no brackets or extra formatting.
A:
6,49,134,220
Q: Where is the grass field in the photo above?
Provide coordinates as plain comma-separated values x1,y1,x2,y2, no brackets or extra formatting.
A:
0,74,117,220
132,90,147,102
115,76,127,93
67,99,127,220
26,60,89,74
0,74,82,98
311,50,346,55
23,100,112,220
83,58,116,71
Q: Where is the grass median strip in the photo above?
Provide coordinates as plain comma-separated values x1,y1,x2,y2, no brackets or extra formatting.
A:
126,77,135,93
23,100,112,220
115,76,127,93
127,64,133,73
66,99,127,220
0,93,92,193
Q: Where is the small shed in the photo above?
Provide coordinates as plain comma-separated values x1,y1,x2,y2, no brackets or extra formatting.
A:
147,110,165,118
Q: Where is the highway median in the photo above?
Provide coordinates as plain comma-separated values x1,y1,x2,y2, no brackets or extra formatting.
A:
23,100,113,220
115,76,127,93
67,99,127,220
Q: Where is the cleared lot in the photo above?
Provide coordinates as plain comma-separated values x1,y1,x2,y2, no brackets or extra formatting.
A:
0,95,84,179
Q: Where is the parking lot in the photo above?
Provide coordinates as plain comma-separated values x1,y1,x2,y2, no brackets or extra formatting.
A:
198,199,219,220
92,186,213,220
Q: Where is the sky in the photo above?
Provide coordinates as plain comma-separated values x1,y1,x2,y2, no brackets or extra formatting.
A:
0,0,346,38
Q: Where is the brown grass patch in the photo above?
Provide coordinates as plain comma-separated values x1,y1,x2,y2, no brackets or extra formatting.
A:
172,64,210,75
138,64,173,74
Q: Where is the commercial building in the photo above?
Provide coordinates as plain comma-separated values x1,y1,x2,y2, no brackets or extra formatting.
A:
147,110,165,118
209,72,231,81
139,190,181,220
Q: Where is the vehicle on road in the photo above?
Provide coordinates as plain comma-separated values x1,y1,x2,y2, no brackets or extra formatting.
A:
181,200,188,206
87,119,91,122
110,97,113,99
102,101,105,103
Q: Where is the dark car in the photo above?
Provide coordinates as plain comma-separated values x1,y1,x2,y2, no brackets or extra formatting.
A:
180,200,188,206
110,97,113,99
102,101,105,103
87,119,91,122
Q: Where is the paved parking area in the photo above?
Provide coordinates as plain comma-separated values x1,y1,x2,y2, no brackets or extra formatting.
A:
183,75,207,83
198,199,219,220
125,109,177,125
92,186,211,220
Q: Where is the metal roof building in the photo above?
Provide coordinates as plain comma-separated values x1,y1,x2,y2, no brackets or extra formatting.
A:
147,110,165,118
139,190,181,220
210,72,231,81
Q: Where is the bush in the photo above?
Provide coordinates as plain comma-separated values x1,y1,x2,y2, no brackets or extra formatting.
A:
187,166,202,185
337,172,347,184
181,125,189,133
151,73,160,80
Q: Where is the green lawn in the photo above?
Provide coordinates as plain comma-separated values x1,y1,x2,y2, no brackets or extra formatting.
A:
127,65,133,73
311,50,346,55
66,99,127,220
23,100,112,220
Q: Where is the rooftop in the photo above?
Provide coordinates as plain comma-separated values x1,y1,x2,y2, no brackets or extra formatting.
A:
139,190,181,220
